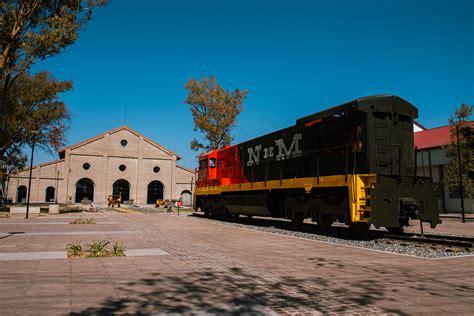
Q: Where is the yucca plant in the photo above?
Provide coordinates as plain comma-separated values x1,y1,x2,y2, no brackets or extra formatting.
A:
88,240,111,257
67,241,83,257
112,242,126,256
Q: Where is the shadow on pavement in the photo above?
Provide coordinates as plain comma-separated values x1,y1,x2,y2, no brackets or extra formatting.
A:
70,266,407,315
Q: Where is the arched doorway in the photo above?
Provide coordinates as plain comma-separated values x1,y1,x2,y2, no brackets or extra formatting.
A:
147,181,164,204
17,185,27,203
180,190,192,206
75,178,94,203
45,186,55,203
112,179,130,202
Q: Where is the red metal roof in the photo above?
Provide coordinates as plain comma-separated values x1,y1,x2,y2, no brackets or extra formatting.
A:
414,122,473,150
414,125,451,149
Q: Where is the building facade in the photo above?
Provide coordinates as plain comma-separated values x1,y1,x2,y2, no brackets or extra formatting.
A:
414,123,473,213
7,126,195,206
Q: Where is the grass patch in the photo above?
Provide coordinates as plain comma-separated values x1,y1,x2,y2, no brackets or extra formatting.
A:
69,218,95,224
60,206,83,214
108,207,141,214
174,208,193,213
66,240,126,258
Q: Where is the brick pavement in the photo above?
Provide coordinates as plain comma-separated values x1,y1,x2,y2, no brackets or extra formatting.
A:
0,212,472,315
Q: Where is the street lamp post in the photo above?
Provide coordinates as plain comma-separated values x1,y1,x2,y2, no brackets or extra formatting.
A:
55,170,59,204
25,134,36,219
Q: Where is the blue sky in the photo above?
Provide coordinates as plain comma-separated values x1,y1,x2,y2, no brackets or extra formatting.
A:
33,0,473,168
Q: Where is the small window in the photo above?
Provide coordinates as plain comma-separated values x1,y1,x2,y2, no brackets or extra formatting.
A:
83,163,90,170
153,166,160,173
119,164,126,172
120,139,128,147
209,158,216,168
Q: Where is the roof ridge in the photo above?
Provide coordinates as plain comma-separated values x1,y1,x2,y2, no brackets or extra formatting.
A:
15,158,65,173
177,164,195,173
417,121,473,133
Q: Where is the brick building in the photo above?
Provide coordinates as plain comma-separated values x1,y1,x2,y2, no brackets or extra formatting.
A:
6,126,195,206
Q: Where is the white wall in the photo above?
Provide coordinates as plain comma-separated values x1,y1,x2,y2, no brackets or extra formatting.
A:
416,148,473,213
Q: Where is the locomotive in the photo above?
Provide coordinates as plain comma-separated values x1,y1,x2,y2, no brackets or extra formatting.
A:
193,95,441,232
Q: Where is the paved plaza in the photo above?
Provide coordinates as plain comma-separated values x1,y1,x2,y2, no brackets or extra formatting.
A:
0,212,473,315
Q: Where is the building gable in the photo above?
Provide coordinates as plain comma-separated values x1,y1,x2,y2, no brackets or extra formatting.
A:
59,126,181,160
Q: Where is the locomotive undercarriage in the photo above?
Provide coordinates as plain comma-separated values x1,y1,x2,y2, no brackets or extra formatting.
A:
195,184,373,233
195,173,441,233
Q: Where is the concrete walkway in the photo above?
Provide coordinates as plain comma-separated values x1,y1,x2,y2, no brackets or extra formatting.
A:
0,212,472,315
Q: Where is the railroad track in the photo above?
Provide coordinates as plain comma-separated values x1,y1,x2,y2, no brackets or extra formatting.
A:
381,232,474,249
191,213,474,251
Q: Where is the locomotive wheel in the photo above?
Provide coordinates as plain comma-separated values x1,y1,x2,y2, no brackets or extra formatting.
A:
208,201,216,217
317,214,333,230
291,213,305,226
284,197,297,219
219,199,230,218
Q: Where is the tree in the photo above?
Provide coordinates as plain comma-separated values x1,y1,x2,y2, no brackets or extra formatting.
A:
444,104,473,199
184,76,248,152
1,71,72,155
1,144,27,202
0,0,106,168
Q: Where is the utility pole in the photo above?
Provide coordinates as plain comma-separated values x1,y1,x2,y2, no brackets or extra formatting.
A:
455,125,466,223
25,133,36,219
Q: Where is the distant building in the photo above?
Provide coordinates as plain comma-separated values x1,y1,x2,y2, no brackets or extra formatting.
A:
413,121,427,132
7,126,195,206
414,123,473,213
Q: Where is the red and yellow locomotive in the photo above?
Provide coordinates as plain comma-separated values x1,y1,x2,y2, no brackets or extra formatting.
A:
194,95,441,233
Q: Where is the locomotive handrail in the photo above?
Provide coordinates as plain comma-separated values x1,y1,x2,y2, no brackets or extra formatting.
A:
345,142,349,182
413,146,418,183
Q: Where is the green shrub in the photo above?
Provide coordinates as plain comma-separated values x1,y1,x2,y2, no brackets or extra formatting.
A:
67,239,126,258
88,240,111,257
67,241,83,257
112,242,126,256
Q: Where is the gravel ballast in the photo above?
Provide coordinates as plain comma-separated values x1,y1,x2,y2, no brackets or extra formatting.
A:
188,215,473,259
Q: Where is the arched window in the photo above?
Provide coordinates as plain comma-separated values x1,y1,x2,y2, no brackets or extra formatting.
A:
180,190,192,206
17,185,27,203
112,179,130,202
147,181,164,204
45,186,55,203
75,178,94,203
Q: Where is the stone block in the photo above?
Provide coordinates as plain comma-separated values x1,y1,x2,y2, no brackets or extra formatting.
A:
49,204,60,214
10,206,40,214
